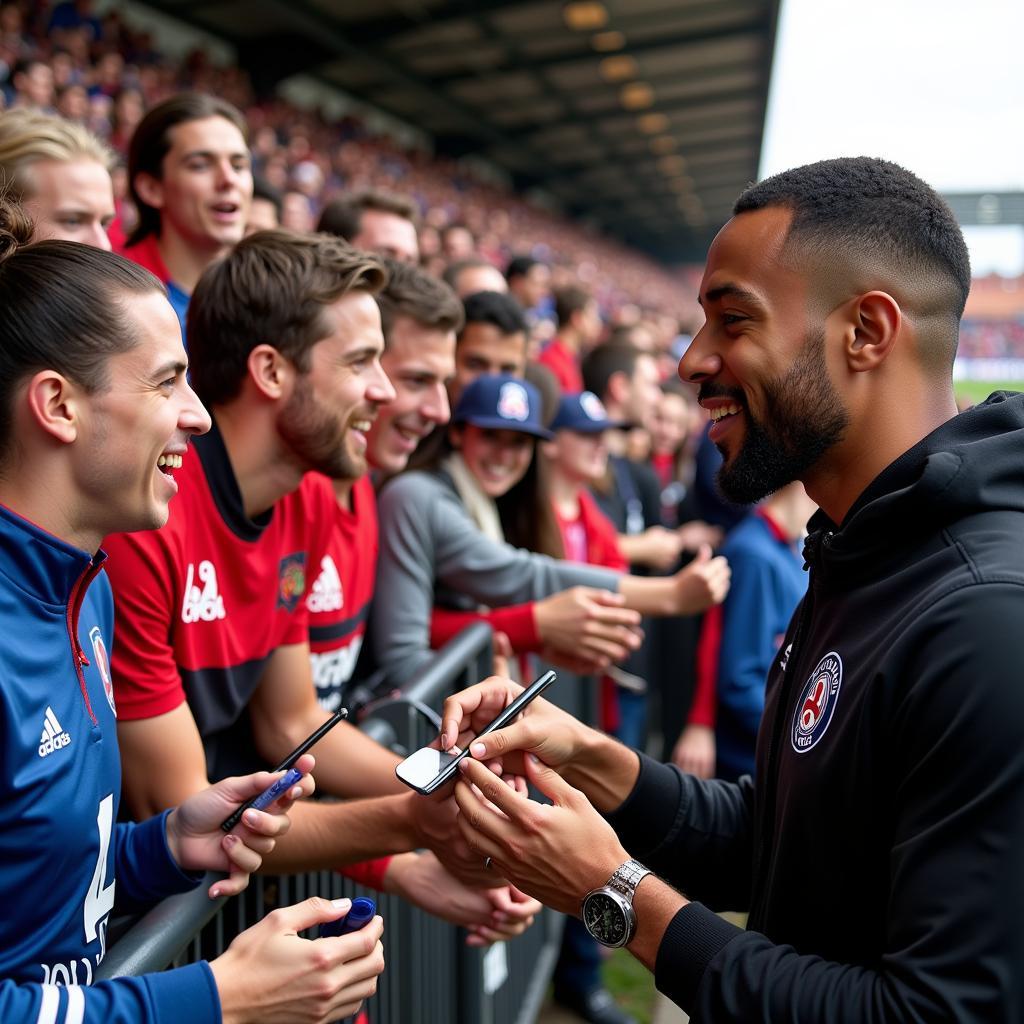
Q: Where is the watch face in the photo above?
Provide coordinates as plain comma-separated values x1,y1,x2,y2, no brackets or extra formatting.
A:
583,891,628,946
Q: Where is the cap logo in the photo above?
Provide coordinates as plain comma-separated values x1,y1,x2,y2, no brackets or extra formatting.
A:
497,381,530,422
791,651,842,754
580,391,606,421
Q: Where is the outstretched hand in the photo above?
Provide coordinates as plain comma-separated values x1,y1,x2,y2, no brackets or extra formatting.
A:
166,753,316,898
453,755,628,916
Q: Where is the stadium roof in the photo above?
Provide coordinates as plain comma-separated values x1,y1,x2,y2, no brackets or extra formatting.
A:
138,0,781,263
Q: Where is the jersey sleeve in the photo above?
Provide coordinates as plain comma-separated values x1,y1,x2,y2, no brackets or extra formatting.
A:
430,604,540,652
103,530,186,721
0,962,219,1024
114,813,202,910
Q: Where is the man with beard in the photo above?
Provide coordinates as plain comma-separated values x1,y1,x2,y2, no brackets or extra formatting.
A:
101,230,504,896
442,157,1024,1021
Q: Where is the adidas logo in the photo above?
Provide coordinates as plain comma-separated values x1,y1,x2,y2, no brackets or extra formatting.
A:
38,706,71,758
181,560,226,623
307,555,344,614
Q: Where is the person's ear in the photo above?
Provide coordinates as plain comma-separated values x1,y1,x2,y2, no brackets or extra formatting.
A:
24,370,80,445
248,344,294,401
132,171,165,211
841,291,902,373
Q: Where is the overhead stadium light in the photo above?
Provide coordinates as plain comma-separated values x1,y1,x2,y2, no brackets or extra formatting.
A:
637,112,669,134
658,154,687,174
650,135,678,154
620,81,654,109
600,55,637,81
591,31,625,51
564,2,608,31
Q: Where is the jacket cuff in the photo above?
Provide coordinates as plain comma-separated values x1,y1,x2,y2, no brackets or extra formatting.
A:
654,902,743,1013
603,752,683,859
148,961,221,1024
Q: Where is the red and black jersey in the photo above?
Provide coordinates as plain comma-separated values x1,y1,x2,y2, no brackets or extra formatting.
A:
306,474,379,712
103,420,336,766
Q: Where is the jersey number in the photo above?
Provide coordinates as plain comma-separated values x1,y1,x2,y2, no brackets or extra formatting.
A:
84,794,116,954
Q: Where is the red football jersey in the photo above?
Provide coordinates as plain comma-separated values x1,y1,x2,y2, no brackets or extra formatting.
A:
306,474,379,711
103,424,336,744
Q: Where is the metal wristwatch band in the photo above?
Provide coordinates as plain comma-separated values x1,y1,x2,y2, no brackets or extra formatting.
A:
607,858,651,898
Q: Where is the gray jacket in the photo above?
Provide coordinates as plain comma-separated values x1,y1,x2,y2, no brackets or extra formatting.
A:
373,469,620,687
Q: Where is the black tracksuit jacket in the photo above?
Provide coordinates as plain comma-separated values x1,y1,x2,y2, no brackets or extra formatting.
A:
607,392,1024,1022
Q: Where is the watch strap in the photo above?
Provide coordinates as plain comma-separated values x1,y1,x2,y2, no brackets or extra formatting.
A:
606,858,651,900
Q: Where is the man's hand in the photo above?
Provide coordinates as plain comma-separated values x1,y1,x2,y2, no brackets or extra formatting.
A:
534,587,643,671
210,897,385,1024
166,754,316,898
439,677,590,781
672,724,716,779
669,544,731,614
383,851,542,946
406,786,502,888
453,756,629,916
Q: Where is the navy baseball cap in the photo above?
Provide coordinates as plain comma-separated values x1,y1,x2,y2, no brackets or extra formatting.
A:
549,391,626,434
452,374,553,439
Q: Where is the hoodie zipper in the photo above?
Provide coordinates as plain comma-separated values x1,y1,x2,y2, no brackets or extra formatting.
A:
66,560,103,726
749,529,831,922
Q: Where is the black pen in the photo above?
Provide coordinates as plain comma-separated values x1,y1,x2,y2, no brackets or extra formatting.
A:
220,707,348,832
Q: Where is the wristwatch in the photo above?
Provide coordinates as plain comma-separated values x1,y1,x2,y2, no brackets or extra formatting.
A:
581,858,652,948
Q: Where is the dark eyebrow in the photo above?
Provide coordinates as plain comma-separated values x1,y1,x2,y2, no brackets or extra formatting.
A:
344,344,382,363
699,284,764,308
181,148,249,161
150,359,187,382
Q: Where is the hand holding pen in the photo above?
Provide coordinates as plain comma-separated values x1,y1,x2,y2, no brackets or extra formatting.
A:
166,753,317,899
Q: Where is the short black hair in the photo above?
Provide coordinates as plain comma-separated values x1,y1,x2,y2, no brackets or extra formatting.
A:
460,290,528,339
582,342,644,401
735,157,970,365
506,255,542,282
252,175,283,218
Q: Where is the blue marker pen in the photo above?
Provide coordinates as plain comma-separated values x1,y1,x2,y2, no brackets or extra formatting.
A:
221,769,304,831
250,768,304,812
320,897,376,938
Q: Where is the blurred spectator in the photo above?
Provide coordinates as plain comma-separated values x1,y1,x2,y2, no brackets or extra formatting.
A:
52,77,84,117
280,188,313,232
440,220,474,262
540,285,603,393
317,187,419,263
506,254,551,311
0,106,114,247
245,172,282,234
121,92,252,335
443,256,507,298
452,290,528,404
673,482,813,781
7,57,54,110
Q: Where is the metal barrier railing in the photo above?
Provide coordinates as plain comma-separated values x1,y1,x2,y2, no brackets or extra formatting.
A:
98,623,566,1023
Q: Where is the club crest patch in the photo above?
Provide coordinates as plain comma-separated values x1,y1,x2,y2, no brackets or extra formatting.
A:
497,381,530,422
277,553,307,613
791,651,842,754
580,391,607,420
89,625,116,715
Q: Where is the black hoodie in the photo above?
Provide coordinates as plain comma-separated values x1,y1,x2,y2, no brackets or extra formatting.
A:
607,392,1024,1022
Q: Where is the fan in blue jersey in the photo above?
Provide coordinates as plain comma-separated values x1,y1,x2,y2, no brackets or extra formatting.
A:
0,198,385,1024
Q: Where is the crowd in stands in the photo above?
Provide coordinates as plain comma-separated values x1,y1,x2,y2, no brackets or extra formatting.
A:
0,0,703,324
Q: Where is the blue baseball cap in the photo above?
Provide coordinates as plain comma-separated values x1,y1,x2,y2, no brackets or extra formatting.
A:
549,391,626,434
452,374,553,439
